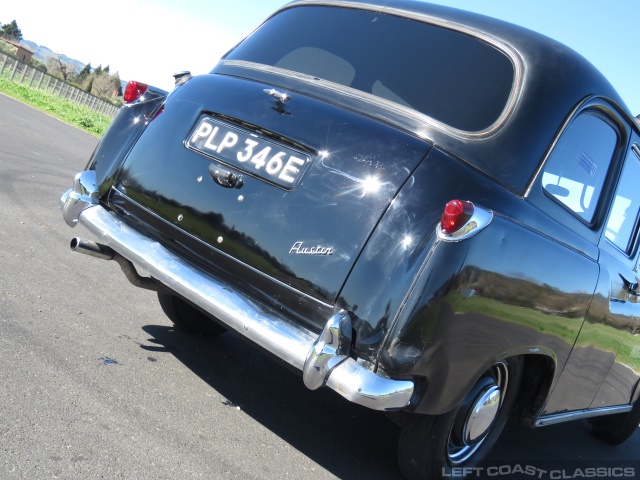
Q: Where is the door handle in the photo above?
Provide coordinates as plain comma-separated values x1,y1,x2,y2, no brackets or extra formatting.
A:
208,165,243,189
619,274,639,295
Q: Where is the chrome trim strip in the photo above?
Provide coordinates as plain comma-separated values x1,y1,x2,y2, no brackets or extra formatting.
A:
632,143,640,160
74,204,415,410
235,0,524,139
523,99,589,198
535,405,633,427
220,59,441,136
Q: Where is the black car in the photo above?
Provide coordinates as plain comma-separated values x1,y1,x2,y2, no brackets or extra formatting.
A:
60,1,640,478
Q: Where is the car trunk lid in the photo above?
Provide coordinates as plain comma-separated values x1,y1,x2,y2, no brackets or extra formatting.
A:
112,74,431,314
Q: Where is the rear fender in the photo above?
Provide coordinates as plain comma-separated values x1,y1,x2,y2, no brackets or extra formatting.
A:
338,148,508,364
87,85,167,196
378,214,598,414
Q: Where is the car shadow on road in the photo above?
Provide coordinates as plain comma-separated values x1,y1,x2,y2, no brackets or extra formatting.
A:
140,324,404,479
140,324,639,479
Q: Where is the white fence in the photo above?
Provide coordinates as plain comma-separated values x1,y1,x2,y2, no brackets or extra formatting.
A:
0,51,119,117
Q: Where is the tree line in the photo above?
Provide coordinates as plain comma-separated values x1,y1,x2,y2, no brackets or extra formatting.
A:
47,58,123,99
1,19,21,42
1,18,123,103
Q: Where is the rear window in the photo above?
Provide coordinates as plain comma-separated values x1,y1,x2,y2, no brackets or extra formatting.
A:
225,5,515,132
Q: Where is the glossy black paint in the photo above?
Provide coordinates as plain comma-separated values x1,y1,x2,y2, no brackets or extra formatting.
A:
379,215,599,415
79,0,640,426
225,4,515,132
219,0,629,195
86,87,166,196
112,73,431,317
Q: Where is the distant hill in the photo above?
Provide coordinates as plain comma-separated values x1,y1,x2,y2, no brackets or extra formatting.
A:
19,38,127,90
22,39,89,74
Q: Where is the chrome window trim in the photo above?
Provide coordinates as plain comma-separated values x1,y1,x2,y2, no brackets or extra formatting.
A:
223,0,525,140
524,97,622,199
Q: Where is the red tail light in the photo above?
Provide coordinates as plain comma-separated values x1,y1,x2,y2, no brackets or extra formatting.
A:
440,199,474,234
123,81,149,104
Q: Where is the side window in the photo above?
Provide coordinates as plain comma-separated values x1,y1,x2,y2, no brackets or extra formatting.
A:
542,114,617,224
605,144,640,255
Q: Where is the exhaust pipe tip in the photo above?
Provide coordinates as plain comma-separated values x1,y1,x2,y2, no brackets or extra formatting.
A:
70,237,115,261
69,237,162,292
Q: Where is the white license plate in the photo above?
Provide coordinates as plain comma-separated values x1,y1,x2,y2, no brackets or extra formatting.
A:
186,116,310,189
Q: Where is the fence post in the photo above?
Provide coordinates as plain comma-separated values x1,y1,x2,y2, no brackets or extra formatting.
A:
0,54,8,76
10,60,18,81
0,52,117,119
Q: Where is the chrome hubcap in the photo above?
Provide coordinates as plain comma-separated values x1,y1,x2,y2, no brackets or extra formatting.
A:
463,386,501,444
447,362,508,466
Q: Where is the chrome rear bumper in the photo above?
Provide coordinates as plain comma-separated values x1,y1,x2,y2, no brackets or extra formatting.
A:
61,173,414,411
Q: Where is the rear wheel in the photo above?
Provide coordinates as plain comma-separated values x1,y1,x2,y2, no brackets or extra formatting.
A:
398,358,522,480
157,292,226,335
590,397,640,445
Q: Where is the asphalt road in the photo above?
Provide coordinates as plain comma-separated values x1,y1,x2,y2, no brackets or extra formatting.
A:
0,94,638,480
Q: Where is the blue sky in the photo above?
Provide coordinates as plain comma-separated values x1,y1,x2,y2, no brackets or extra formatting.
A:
3,0,639,115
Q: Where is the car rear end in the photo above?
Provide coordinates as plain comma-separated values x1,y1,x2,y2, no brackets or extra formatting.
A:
61,1,518,412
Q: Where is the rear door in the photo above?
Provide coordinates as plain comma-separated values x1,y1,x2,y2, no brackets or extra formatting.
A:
539,110,639,414
590,134,640,408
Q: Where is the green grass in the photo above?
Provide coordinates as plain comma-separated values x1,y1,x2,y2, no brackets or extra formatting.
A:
0,76,112,137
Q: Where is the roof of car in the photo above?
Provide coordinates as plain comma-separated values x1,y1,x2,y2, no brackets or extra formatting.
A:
282,0,631,194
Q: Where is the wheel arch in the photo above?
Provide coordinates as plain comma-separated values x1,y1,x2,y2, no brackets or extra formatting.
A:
512,353,557,426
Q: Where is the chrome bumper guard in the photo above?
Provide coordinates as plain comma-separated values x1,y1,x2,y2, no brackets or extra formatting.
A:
60,173,414,411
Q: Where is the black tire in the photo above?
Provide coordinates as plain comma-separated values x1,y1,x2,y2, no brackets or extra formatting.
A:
590,397,640,445
398,358,522,480
157,292,226,335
